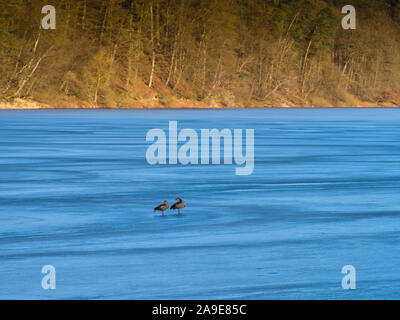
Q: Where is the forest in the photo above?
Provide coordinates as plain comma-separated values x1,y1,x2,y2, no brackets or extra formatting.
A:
1,0,400,108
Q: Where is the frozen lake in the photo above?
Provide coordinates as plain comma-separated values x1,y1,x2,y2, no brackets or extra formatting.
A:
0,108,399,299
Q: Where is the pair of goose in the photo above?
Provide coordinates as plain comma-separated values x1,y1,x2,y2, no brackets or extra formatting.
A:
154,197,186,216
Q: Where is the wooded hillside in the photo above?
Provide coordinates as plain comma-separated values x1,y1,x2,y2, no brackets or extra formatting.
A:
1,0,400,108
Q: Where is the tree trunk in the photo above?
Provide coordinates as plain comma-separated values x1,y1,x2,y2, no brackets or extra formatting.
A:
81,0,87,30
148,2,155,88
301,39,312,94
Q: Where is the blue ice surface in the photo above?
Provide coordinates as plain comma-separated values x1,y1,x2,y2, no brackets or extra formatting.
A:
0,108,399,300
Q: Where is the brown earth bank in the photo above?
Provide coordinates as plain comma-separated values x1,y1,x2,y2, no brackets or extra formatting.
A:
1,95,399,110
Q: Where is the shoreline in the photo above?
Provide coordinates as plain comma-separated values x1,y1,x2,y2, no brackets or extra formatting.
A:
1,97,399,110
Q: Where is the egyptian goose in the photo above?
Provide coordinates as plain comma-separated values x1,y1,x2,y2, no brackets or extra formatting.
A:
154,200,169,216
170,197,186,215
